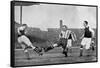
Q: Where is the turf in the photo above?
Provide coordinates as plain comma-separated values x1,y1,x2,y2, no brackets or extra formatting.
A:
14,47,97,66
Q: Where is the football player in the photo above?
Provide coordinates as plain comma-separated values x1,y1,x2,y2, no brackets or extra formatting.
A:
17,24,43,59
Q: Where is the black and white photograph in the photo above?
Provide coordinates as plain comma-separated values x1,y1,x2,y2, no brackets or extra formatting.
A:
11,1,98,67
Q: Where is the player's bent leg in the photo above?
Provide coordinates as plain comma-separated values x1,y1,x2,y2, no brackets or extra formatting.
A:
63,48,68,57
21,35,34,49
28,44,43,56
24,48,30,60
29,44,43,56
91,45,95,51
62,44,68,56
69,47,72,53
80,38,86,57
18,38,30,59
19,35,43,56
85,41,91,56
86,49,91,57
44,46,54,52
90,41,95,51
67,40,72,55
67,47,72,56
85,38,92,56
33,47,43,56
44,43,58,52
85,47,91,57
80,45,84,57
62,44,68,57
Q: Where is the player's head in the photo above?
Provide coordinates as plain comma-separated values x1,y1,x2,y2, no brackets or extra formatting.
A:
60,20,63,23
83,21,88,27
62,25,68,31
22,24,27,26
21,24,27,29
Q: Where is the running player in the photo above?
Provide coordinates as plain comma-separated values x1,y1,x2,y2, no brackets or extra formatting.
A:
79,21,95,56
44,24,68,57
64,29,77,56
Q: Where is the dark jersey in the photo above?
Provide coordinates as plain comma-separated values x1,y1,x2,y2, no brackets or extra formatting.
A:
84,27,92,38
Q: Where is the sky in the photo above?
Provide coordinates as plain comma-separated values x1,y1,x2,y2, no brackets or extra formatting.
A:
15,3,96,31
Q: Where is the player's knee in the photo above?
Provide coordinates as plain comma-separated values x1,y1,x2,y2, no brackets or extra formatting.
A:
67,45,71,48
85,46,90,50
53,44,58,47
80,45,83,49
24,49,28,53
24,47,29,52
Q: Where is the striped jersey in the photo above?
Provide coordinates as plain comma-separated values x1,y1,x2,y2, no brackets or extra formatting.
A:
59,30,77,41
